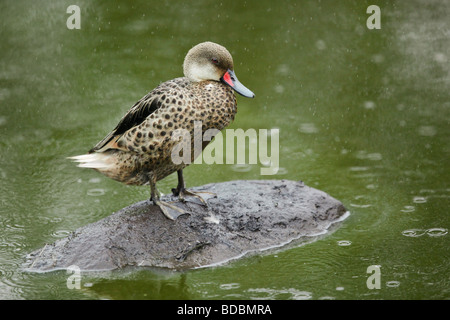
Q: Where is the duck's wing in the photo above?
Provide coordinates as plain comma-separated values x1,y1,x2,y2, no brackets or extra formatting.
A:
89,91,160,153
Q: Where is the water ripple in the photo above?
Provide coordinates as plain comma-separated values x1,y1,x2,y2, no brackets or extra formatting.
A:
413,196,427,204
87,188,106,196
386,281,401,288
337,240,352,247
51,229,72,238
400,205,415,213
402,228,447,238
220,283,240,290
246,288,312,300
401,229,426,237
350,195,372,209
230,164,252,173
426,228,448,237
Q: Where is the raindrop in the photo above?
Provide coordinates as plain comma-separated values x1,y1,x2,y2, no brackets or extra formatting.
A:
298,123,319,134
337,240,352,246
220,283,240,290
355,150,368,159
349,203,372,208
396,104,405,111
291,291,313,300
246,288,312,300
52,230,71,238
401,229,426,237
276,64,289,75
274,84,284,94
433,52,447,63
87,188,105,196
413,196,427,204
50,217,63,223
363,101,376,110
355,150,382,161
400,205,415,213
315,39,327,50
419,189,435,194
386,281,400,288
318,296,336,300
371,54,385,64
366,153,382,161
418,126,436,137
349,166,370,172
426,228,448,237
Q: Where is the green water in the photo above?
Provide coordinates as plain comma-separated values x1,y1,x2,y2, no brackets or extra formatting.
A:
0,0,448,300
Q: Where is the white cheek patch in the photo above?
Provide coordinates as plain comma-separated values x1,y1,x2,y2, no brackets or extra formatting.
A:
190,62,220,82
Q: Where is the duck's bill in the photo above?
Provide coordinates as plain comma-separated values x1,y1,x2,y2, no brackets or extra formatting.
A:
221,69,255,98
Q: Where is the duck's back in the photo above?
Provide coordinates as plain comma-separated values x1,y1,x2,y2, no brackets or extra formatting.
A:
87,77,237,185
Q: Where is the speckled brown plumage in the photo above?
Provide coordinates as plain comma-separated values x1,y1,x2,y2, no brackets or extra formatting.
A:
91,77,236,185
70,41,254,220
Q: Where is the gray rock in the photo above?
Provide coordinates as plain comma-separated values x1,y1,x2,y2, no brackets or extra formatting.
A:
24,180,349,272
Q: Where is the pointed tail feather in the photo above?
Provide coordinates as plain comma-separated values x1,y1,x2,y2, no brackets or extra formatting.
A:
68,153,113,169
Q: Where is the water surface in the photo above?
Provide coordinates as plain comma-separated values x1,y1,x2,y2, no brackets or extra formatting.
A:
0,0,448,299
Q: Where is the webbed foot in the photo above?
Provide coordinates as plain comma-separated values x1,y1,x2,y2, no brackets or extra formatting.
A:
153,199,187,220
172,187,216,206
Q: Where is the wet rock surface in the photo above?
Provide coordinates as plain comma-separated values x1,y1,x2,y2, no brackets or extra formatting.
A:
25,180,348,272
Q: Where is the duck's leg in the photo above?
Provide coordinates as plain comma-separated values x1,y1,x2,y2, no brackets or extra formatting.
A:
149,175,185,220
171,170,215,206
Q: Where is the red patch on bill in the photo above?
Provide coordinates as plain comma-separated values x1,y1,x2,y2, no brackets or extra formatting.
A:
222,71,234,87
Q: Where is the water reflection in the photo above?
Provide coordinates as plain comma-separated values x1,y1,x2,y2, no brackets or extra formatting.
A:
80,270,191,300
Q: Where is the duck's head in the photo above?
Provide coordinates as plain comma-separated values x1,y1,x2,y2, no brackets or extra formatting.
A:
183,41,255,98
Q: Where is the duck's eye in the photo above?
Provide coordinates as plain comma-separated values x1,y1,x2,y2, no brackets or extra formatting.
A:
211,58,219,65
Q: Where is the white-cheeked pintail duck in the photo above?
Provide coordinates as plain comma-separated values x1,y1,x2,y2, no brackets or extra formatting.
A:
70,41,255,220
